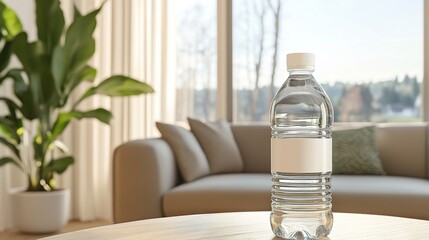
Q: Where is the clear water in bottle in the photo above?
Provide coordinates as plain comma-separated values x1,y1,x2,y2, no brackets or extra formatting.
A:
270,53,334,239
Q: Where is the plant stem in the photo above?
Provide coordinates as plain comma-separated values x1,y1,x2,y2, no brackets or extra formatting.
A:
35,104,52,190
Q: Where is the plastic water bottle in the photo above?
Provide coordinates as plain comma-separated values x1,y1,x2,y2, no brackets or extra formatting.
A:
269,53,334,239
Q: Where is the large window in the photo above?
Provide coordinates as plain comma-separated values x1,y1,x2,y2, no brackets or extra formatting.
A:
174,0,424,123
174,0,217,122
233,0,423,122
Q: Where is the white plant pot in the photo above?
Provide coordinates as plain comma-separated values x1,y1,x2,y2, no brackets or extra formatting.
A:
10,188,70,233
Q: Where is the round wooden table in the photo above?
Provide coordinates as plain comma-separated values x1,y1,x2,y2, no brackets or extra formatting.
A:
41,212,429,239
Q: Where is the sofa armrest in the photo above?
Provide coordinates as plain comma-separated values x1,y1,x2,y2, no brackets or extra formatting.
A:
113,138,178,223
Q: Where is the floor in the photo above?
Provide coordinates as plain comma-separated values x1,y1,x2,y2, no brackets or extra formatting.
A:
0,220,111,240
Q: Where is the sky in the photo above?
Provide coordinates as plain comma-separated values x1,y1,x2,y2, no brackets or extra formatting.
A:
175,0,423,88
280,0,423,84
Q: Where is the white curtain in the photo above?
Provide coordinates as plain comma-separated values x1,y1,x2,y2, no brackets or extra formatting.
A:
0,0,175,229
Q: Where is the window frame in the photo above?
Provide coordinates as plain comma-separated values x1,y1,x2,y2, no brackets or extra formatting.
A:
424,0,429,122
218,0,428,123
217,0,233,121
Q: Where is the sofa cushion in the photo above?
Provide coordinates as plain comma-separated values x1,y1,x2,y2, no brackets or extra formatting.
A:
156,122,210,182
163,174,429,220
333,126,386,175
163,174,270,216
332,175,429,220
188,118,244,174
231,125,271,173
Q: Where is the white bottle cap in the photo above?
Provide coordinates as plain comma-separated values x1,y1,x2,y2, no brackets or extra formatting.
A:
287,53,315,71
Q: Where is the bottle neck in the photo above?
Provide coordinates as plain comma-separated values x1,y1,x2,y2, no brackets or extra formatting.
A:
288,69,314,75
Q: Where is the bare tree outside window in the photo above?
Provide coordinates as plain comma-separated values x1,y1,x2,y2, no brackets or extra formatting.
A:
267,0,282,103
175,0,217,122
235,0,283,122
250,1,267,121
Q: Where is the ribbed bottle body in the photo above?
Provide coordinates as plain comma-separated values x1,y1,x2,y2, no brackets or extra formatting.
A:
270,72,334,239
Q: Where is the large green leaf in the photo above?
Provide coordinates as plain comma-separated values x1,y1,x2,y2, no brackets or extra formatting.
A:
53,38,96,97
73,4,82,20
77,76,154,106
0,41,11,72
57,6,101,104
37,56,58,105
76,65,97,83
63,7,101,74
0,156,21,169
12,33,57,104
96,76,154,96
11,33,35,72
0,97,20,121
46,156,74,174
0,137,20,159
59,65,97,107
78,108,113,124
51,108,113,139
69,37,96,74
0,97,22,146
57,38,96,97
0,2,22,40
35,0,65,54
50,112,75,139
3,69,39,119
52,45,65,93
65,7,100,51
0,117,20,144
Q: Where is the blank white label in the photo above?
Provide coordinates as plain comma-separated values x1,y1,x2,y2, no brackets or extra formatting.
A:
271,138,332,173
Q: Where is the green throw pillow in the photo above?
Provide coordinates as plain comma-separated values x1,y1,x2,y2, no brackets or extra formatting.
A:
333,126,386,175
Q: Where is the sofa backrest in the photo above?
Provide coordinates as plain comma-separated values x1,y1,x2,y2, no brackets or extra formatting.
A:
376,123,427,178
231,123,428,179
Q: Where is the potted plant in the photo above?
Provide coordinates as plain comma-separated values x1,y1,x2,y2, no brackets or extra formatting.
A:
0,0,154,233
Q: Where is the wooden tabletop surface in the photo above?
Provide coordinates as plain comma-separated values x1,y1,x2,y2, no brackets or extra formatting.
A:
40,211,429,240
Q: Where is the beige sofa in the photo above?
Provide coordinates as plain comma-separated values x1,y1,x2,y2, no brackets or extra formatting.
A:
113,123,429,223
